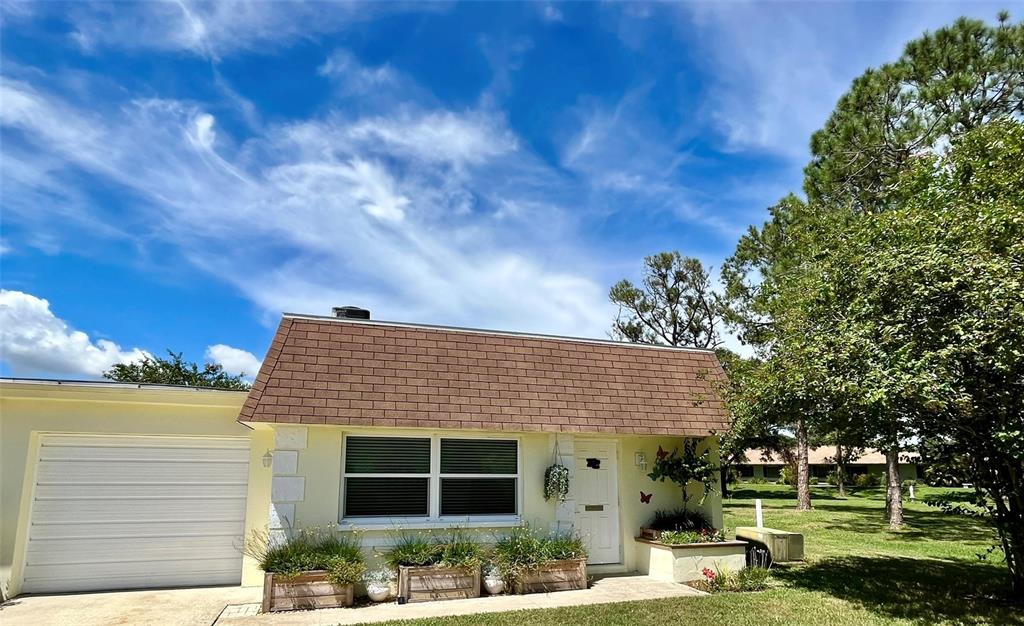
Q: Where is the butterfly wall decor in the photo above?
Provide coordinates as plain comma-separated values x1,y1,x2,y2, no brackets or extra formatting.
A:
640,491,652,504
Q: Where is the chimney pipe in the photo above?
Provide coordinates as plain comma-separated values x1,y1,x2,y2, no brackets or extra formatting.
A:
332,306,370,320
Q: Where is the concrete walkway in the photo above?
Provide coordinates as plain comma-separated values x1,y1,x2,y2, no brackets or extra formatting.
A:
0,585,262,626
216,575,705,626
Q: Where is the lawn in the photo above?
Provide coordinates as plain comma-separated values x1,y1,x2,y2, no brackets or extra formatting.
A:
375,484,1022,626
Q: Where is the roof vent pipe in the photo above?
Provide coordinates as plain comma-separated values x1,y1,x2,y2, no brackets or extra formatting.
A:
332,306,371,320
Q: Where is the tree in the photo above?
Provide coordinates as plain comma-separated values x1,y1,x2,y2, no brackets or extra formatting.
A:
610,252,722,349
104,350,251,391
805,13,1024,212
794,120,1024,589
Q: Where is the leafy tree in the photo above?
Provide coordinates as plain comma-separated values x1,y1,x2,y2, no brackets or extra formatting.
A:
793,120,1024,589
610,251,722,349
104,350,251,390
647,439,718,508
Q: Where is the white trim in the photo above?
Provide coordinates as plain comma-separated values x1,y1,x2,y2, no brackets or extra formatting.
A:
339,433,521,525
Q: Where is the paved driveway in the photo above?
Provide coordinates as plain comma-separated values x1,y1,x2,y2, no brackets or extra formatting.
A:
0,585,262,626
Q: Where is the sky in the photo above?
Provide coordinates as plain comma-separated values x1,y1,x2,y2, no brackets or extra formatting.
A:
0,0,1009,380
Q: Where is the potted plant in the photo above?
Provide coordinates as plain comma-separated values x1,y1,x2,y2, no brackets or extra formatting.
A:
483,564,505,595
364,568,394,602
385,530,483,603
492,524,588,594
244,528,366,613
544,463,570,502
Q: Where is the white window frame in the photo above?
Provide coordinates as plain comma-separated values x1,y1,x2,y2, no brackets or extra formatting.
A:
339,433,522,529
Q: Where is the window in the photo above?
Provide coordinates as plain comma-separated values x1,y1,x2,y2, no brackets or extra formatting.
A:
341,435,520,523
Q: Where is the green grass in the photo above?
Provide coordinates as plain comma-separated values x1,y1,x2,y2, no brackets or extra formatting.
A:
371,484,1022,626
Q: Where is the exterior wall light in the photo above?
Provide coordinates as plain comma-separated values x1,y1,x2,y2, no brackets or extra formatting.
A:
262,450,274,468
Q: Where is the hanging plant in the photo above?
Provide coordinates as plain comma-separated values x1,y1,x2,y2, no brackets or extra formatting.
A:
544,464,570,502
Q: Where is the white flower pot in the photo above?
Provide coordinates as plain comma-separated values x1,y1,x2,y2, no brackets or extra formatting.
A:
484,577,505,595
367,583,390,602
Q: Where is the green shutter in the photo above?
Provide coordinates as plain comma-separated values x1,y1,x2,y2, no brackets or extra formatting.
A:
344,478,429,517
440,478,517,516
345,437,430,474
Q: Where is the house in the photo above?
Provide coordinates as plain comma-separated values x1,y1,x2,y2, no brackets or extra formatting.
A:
239,309,730,575
736,446,921,483
0,307,731,598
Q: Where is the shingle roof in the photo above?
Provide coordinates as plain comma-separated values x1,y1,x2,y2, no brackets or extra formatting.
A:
239,315,730,436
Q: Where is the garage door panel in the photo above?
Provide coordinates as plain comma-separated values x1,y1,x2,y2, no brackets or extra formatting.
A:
28,520,247,540
23,564,241,594
22,434,249,594
35,460,248,483
30,498,246,522
27,537,242,565
35,482,249,499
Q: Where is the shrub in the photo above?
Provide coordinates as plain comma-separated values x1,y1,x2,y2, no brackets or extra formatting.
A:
492,524,587,588
746,477,769,485
778,465,797,486
734,565,771,591
647,508,712,532
659,528,726,544
854,473,881,488
244,527,365,582
384,531,439,568
699,565,772,592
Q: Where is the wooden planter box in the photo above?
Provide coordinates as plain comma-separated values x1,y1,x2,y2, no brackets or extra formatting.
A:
262,571,354,613
515,558,588,594
397,565,481,603
639,528,663,541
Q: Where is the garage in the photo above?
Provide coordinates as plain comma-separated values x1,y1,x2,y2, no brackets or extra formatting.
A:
20,434,250,594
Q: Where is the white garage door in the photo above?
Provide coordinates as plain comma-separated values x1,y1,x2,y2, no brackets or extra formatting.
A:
21,434,250,594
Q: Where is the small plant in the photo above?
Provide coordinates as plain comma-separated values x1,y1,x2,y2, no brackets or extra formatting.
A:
544,464,570,502
647,508,712,532
437,529,484,568
647,439,717,506
698,564,772,593
364,568,395,585
735,565,771,591
778,465,797,486
854,473,881,487
325,558,367,585
383,531,439,568
659,528,726,545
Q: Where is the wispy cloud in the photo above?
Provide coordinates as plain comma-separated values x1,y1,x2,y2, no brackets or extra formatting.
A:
0,58,614,337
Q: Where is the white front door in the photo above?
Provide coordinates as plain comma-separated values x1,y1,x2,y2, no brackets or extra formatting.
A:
573,439,620,564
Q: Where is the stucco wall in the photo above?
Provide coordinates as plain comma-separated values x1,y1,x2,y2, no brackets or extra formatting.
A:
0,381,266,599
247,423,722,574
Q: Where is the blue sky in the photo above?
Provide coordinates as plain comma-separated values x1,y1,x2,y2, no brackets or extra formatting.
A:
0,1,1007,379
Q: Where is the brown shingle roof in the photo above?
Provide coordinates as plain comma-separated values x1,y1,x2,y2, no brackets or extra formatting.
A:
239,315,730,436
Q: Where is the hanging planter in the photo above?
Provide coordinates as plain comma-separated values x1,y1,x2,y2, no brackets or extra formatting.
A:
544,463,570,502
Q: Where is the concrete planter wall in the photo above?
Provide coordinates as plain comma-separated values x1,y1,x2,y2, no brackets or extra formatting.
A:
634,538,747,583
397,565,481,603
515,558,588,594
262,571,355,612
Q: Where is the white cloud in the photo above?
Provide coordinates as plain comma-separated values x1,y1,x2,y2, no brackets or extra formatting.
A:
205,344,262,378
0,290,149,376
318,50,397,92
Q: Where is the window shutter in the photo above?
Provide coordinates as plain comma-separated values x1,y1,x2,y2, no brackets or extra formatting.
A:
345,478,429,517
440,478,517,516
345,437,430,474
440,439,517,474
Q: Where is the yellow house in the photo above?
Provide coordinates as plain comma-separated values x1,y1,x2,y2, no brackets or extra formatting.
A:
238,311,729,576
1,309,731,599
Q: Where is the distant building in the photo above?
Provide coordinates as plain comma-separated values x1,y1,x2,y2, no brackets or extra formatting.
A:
736,447,921,483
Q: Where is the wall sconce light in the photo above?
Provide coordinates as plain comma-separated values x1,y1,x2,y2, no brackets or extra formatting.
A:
634,452,647,470
262,450,274,468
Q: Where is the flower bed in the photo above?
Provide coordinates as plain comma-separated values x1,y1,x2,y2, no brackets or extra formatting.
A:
492,525,588,594
244,528,365,613
639,508,715,542
634,536,747,584
385,530,483,604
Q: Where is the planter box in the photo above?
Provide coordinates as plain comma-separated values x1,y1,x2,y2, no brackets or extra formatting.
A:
397,565,481,603
639,528,663,541
515,558,588,594
261,571,354,613
635,538,747,583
